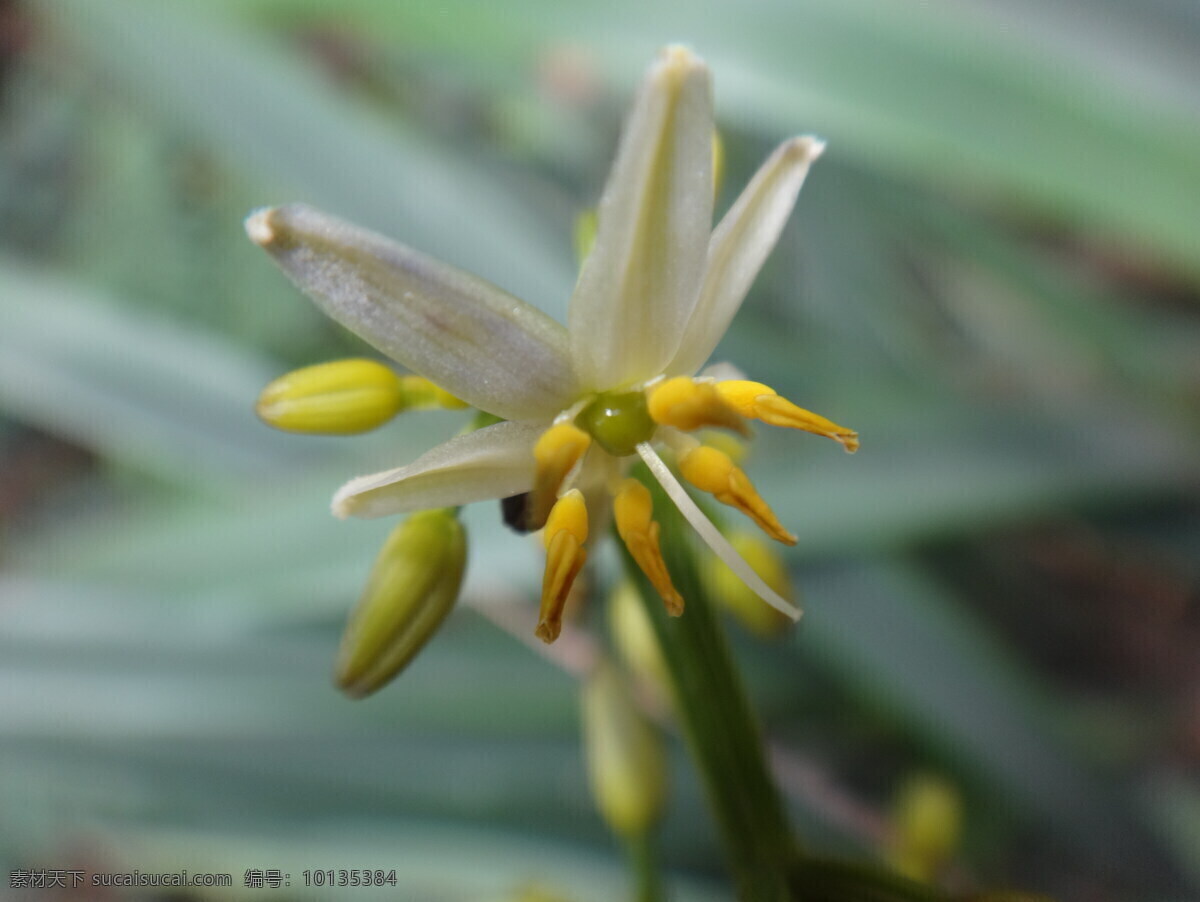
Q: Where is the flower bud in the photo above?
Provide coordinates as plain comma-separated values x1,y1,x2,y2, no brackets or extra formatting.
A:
706,530,796,636
581,661,667,838
335,508,467,698
887,773,963,882
608,580,670,710
256,358,404,434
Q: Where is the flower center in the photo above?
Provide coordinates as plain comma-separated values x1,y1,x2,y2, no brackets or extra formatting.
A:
575,389,656,457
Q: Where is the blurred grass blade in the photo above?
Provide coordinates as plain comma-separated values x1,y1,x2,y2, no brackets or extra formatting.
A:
0,259,312,483
802,557,1192,893
39,0,577,318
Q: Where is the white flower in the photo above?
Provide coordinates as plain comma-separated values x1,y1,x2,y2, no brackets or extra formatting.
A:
247,46,855,643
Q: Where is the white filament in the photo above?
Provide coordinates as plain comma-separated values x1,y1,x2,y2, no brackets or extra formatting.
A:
636,442,801,621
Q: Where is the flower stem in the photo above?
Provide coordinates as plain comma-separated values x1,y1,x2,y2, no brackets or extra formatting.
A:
627,830,662,902
618,472,798,900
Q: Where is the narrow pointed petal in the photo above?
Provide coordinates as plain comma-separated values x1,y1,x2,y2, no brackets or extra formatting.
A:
332,421,540,519
247,204,576,421
669,137,824,377
568,47,714,390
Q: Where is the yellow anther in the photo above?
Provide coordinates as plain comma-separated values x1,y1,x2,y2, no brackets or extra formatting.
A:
538,489,589,644
646,376,749,436
679,445,797,545
396,374,468,410
256,358,404,434
714,380,859,452
613,479,684,616
530,423,592,531
708,531,796,637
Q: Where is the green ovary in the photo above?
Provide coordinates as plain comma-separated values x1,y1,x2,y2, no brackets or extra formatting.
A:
576,390,656,457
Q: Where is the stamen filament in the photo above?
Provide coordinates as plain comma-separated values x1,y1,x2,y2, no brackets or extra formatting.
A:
636,442,801,621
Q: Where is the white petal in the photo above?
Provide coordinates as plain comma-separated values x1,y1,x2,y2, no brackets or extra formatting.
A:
247,205,577,422
568,47,714,391
668,137,824,377
636,442,800,621
333,421,540,519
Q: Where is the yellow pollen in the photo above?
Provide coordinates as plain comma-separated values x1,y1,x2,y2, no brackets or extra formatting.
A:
530,423,592,531
646,376,749,435
679,445,797,545
538,489,589,643
613,479,684,616
714,380,859,452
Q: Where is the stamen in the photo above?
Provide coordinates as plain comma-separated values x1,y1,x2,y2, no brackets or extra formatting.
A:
538,489,589,643
636,442,801,621
530,423,592,531
714,380,859,452
646,376,750,436
679,445,797,545
613,479,685,616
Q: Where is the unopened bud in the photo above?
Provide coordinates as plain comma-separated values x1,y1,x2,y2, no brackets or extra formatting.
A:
256,358,404,434
608,580,670,710
335,508,467,698
887,773,963,882
581,662,666,838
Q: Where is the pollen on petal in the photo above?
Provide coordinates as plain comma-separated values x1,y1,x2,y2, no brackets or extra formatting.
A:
613,478,684,616
715,380,858,452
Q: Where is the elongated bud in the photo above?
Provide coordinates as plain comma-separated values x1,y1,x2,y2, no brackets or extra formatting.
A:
608,580,670,709
707,530,796,636
256,358,405,434
335,508,467,697
582,662,667,838
887,773,963,882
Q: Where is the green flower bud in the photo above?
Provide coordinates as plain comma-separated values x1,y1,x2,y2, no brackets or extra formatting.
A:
581,661,667,838
608,580,670,711
887,773,963,882
335,509,466,698
256,358,404,434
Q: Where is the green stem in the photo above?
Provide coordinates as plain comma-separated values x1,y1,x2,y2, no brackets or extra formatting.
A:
618,474,798,900
627,830,662,902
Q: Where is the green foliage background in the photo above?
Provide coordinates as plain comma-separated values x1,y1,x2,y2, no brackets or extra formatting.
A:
1,1,1197,899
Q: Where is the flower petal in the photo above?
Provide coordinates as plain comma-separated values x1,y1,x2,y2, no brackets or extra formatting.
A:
247,204,577,422
668,137,824,377
332,421,540,519
568,46,714,391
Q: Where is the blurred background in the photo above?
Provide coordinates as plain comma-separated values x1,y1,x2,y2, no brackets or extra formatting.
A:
1,1,1198,899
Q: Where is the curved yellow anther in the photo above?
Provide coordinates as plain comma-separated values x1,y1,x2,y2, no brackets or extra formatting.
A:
646,376,749,436
530,423,592,531
714,380,859,452
538,489,589,643
679,445,797,545
613,479,684,616
711,129,725,202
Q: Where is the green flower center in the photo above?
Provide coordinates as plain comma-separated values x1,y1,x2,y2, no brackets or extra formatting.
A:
576,389,656,457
